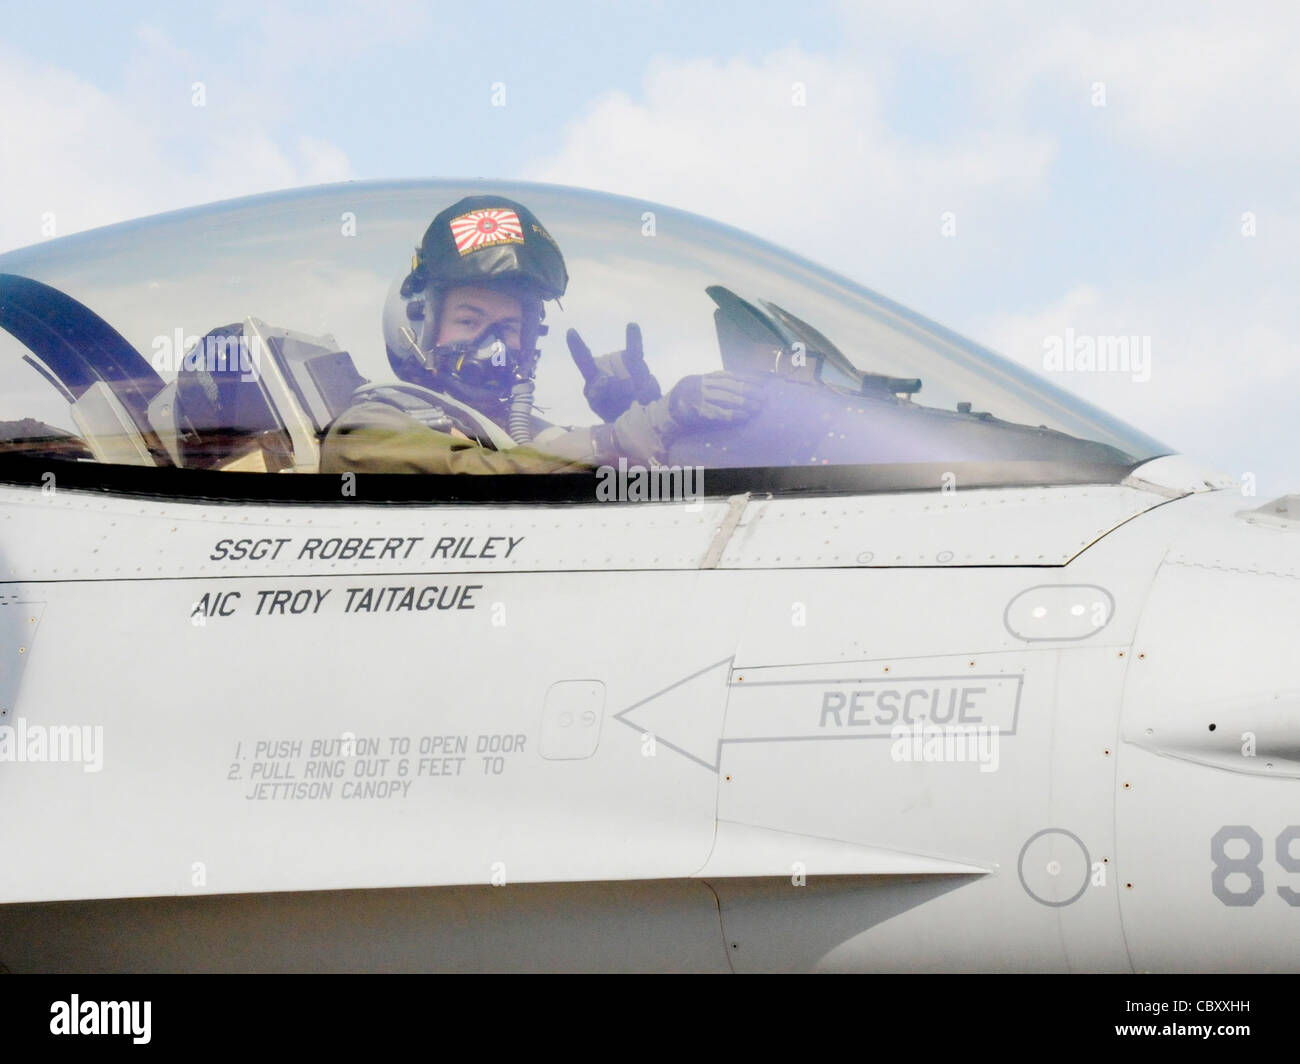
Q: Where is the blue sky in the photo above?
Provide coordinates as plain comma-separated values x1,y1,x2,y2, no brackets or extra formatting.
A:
1,0,1297,493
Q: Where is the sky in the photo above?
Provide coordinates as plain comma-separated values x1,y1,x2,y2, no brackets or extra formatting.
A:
0,0,1296,494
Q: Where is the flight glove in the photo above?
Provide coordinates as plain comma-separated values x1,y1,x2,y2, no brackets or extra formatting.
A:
581,371,766,463
664,372,766,429
567,323,663,422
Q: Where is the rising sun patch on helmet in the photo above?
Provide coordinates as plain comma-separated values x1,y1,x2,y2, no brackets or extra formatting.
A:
448,208,526,256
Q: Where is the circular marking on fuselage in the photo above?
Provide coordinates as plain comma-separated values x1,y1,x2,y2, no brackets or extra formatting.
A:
1018,828,1091,907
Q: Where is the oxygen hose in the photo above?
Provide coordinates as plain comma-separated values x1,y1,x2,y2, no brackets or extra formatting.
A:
507,377,535,444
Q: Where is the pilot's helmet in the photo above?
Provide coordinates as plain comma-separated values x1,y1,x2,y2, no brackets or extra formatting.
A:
386,195,568,415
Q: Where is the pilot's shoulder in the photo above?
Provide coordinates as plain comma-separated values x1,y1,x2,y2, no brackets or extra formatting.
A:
320,396,463,475
330,384,457,434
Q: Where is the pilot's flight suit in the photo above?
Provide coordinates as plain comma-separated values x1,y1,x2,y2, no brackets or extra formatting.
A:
319,382,671,475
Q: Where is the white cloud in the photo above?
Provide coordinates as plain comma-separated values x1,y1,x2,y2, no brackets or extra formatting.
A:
530,47,1055,284
977,275,1300,495
834,1,1300,164
0,30,354,255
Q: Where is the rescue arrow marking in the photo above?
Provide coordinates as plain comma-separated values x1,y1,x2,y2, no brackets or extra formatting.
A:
613,658,734,771
617,664,1023,773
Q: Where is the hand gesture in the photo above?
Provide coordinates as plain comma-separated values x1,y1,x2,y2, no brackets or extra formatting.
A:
567,323,663,422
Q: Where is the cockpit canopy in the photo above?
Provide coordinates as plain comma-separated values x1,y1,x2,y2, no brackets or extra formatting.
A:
0,179,1167,496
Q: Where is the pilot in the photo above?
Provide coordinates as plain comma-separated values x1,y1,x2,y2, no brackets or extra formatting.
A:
319,194,764,474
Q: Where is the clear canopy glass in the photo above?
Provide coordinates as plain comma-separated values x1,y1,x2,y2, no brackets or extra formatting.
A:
0,179,1168,490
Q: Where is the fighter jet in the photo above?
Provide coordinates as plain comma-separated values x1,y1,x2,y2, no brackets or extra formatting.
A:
0,179,1290,973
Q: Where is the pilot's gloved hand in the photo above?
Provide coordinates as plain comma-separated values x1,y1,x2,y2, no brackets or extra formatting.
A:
567,323,662,422
664,372,766,432
580,371,765,464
